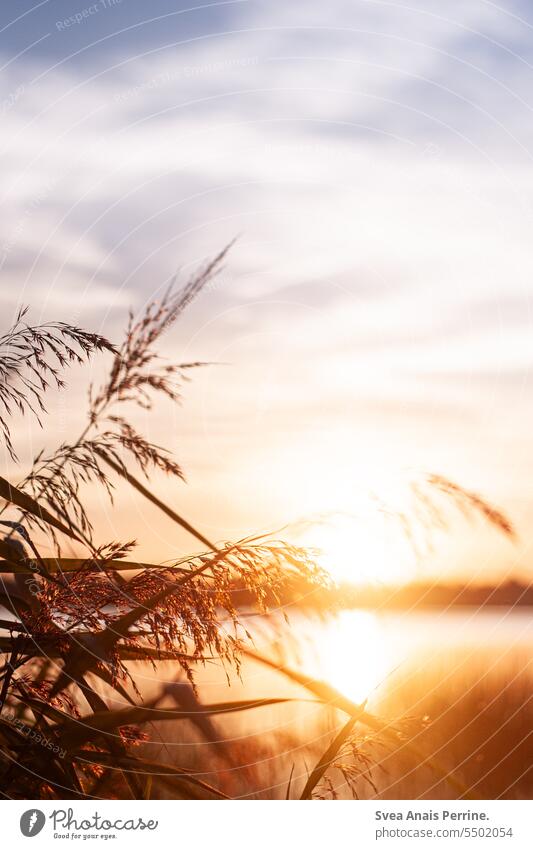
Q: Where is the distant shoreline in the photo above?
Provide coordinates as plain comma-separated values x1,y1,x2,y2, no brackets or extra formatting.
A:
232,577,533,610
313,579,533,610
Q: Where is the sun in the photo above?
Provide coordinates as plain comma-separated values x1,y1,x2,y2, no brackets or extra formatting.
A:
304,512,417,586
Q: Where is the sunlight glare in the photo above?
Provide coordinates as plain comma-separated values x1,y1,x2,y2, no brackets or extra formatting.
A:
307,512,417,586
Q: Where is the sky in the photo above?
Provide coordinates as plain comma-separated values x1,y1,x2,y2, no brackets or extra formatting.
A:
1,0,533,585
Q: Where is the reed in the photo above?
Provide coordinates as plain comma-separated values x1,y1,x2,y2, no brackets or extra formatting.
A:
0,250,514,800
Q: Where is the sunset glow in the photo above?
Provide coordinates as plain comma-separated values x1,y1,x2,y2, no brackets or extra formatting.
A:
305,514,418,587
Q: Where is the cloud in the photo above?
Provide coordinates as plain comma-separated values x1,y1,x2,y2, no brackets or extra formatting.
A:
1,1,533,368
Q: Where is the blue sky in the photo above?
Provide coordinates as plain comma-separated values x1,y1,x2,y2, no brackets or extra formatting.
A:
1,1,533,582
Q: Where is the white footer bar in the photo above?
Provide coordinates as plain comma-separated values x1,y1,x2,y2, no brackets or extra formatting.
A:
4,799,531,848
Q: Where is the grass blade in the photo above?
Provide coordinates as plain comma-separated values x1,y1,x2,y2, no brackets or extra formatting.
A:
300,716,358,799
95,451,217,551
0,475,82,542
57,698,302,748
70,750,231,799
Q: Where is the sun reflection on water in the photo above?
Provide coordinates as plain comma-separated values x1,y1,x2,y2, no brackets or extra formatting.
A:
298,607,533,707
304,609,399,704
